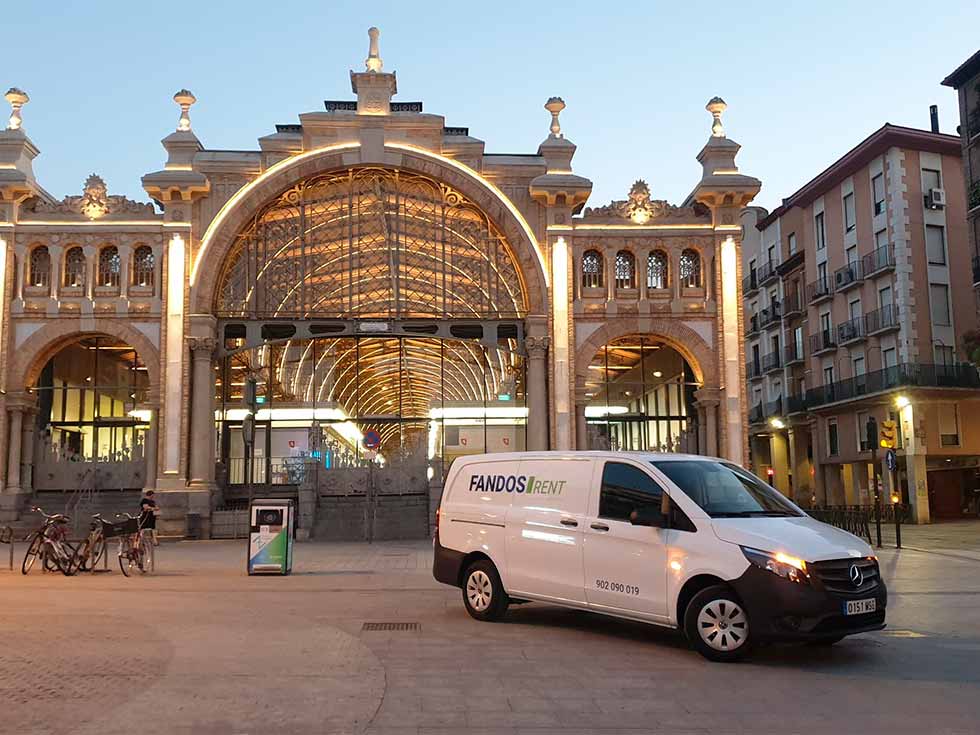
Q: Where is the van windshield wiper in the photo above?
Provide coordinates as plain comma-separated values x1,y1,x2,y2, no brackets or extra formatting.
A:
711,510,798,517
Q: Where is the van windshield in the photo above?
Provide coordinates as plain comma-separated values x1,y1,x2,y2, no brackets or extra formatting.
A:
651,460,803,518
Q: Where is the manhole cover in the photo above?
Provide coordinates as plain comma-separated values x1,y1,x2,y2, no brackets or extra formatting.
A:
362,622,421,632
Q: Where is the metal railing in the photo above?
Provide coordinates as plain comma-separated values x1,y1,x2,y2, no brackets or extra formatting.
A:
784,341,805,365
759,302,782,329
757,260,778,285
761,351,782,373
806,277,833,303
743,270,758,293
862,244,895,276
865,304,899,334
809,328,837,354
808,506,872,544
837,315,866,344
746,358,762,380
782,288,803,316
834,260,864,290
745,314,759,336
805,362,980,408
227,457,310,486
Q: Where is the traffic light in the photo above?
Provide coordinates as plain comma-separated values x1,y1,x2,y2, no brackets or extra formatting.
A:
879,419,897,449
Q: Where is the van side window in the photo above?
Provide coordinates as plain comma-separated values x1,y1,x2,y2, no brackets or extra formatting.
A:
599,462,664,522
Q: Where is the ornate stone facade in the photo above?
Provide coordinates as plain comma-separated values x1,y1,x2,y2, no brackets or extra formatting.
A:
0,29,759,532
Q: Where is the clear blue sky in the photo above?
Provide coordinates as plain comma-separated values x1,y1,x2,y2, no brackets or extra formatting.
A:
4,1,976,212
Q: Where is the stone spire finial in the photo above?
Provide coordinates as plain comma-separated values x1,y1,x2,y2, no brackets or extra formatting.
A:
706,96,727,138
545,97,565,138
365,27,383,72
173,89,197,132
5,87,29,131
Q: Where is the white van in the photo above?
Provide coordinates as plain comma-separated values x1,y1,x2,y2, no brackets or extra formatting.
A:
433,451,886,661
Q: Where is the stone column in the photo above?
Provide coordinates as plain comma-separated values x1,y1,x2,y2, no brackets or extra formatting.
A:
574,402,588,450
143,407,159,492
526,334,550,451
19,408,34,492
187,336,217,488
694,388,720,457
5,407,23,494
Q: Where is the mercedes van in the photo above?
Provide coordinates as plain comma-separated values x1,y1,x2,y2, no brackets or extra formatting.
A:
433,452,886,661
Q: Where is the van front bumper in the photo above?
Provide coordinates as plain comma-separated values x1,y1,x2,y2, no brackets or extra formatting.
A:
730,564,887,642
432,536,466,588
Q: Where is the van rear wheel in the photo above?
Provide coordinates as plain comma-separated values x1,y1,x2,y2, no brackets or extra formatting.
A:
684,585,753,662
462,560,509,622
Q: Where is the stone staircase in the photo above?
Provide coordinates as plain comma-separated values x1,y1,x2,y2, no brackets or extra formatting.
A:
4,490,143,540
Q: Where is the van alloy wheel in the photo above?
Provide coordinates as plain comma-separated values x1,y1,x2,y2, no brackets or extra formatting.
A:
466,570,493,612
697,599,748,652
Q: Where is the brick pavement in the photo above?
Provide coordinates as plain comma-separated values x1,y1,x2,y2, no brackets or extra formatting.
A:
1,535,978,734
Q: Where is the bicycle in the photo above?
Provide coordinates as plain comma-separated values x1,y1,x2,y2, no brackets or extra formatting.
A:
112,513,154,577
22,507,77,576
71,513,109,573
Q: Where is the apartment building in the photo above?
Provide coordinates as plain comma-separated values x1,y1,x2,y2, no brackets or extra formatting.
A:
942,49,980,303
743,124,980,523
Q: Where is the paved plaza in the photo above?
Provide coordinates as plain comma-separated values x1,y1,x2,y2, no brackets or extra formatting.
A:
2,528,979,735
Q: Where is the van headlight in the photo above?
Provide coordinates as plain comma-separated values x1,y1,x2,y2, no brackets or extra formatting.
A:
741,547,810,585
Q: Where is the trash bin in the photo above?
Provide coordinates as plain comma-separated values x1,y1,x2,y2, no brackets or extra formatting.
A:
247,499,295,575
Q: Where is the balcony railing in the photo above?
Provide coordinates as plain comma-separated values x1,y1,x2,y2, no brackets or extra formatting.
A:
762,351,782,374
784,341,805,365
745,313,759,337
804,362,980,409
807,277,833,303
786,392,807,414
865,304,900,334
973,255,980,286
747,358,762,380
809,328,837,354
749,403,764,423
759,302,782,329
834,260,864,291
782,288,803,317
862,244,895,276
837,315,866,345
765,397,784,418
743,270,759,294
757,260,778,286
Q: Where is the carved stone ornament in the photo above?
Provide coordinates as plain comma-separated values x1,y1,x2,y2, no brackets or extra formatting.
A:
187,336,217,356
21,174,158,221
525,335,551,356
581,179,710,223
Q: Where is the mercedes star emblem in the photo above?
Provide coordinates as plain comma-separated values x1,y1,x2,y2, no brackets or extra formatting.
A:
849,563,864,587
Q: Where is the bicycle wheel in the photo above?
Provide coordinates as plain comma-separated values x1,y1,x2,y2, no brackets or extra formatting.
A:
118,543,132,577
21,534,43,575
55,543,77,576
90,536,107,570
77,536,106,572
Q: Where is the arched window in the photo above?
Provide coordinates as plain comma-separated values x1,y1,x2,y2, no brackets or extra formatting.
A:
64,247,86,288
647,250,668,289
581,249,603,289
615,251,636,289
680,249,702,288
29,246,51,289
132,245,155,288
97,246,121,288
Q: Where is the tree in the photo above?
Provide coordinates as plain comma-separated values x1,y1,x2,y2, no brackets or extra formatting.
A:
961,329,980,366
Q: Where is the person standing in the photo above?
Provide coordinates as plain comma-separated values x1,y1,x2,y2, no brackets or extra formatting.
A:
138,490,160,546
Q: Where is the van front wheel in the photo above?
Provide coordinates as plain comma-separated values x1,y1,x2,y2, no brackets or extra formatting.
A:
462,560,509,622
684,585,753,662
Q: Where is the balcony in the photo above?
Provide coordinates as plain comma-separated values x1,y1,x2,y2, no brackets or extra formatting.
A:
749,402,765,423
865,304,900,335
743,270,759,294
806,277,833,304
862,244,895,277
747,358,763,381
786,392,807,414
833,260,864,291
757,260,778,287
784,341,805,366
782,288,803,318
762,351,782,374
837,315,866,346
745,313,760,337
804,362,980,409
765,397,784,419
809,328,837,355
759,302,782,330
973,255,980,287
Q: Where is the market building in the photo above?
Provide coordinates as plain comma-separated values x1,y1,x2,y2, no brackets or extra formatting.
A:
742,121,980,523
0,29,759,537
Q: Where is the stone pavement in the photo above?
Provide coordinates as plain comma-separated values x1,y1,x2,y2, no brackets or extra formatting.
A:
1,529,979,735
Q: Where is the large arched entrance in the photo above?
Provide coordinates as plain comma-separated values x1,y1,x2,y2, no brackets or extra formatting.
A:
210,166,533,514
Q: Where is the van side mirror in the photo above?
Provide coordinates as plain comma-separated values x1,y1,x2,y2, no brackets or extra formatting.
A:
630,507,667,528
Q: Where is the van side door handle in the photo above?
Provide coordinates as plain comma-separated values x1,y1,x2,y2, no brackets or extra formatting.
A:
559,518,578,527
590,522,609,532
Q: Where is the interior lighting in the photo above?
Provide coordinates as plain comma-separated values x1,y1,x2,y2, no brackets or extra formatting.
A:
584,406,629,417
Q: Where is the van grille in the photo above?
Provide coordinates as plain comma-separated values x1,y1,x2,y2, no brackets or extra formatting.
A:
809,557,880,595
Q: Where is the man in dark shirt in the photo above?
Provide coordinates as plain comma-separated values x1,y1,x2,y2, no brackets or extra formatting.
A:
139,491,159,545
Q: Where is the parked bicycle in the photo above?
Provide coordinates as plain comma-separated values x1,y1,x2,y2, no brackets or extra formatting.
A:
22,506,77,576
71,513,109,573
112,512,154,576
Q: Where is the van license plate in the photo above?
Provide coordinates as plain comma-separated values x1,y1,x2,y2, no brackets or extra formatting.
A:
844,598,876,615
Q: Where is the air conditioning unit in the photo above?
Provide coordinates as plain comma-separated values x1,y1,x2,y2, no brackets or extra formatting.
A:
927,188,946,209
834,270,848,287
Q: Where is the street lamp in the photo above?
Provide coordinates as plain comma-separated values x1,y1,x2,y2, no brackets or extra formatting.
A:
895,394,910,409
